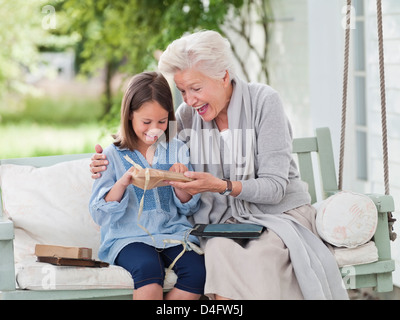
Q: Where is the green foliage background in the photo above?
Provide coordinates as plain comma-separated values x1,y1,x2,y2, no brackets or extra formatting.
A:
0,0,272,158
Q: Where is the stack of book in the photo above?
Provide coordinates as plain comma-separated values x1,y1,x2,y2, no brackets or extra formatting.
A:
35,244,109,268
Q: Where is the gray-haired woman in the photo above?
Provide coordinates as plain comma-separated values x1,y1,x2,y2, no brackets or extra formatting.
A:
90,30,348,300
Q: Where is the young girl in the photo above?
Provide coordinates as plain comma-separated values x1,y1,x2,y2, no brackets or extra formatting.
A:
89,72,205,300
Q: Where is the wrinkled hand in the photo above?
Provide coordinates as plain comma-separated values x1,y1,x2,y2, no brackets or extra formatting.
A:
169,171,225,195
90,144,108,179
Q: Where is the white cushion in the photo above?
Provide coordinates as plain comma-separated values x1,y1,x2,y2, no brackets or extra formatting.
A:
0,158,100,262
0,158,178,290
315,191,378,248
15,257,133,290
15,257,177,291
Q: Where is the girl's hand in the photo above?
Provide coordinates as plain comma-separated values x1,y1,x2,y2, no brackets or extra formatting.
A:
119,166,136,188
169,171,227,196
104,167,135,203
169,163,192,203
169,162,189,174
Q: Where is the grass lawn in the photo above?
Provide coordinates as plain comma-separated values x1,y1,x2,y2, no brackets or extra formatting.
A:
0,94,116,159
0,122,114,159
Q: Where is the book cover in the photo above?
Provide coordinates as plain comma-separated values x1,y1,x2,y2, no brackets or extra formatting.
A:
35,244,92,260
191,223,265,239
37,256,109,268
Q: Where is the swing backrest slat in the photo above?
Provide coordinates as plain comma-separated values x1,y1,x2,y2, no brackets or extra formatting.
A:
292,127,338,203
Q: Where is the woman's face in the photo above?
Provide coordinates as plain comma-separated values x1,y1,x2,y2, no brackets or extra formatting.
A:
131,100,169,150
174,68,232,122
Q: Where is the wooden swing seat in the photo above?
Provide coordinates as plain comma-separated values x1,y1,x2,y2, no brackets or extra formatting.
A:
0,127,395,299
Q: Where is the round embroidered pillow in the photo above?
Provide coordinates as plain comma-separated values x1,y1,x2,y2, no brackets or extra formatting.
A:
316,191,378,248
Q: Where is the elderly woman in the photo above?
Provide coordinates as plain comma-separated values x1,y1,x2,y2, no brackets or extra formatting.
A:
91,30,348,300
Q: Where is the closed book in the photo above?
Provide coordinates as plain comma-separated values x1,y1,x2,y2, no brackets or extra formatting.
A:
37,256,109,268
190,223,265,239
35,244,92,260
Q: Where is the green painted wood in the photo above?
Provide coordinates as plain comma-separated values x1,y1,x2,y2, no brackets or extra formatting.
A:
0,153,92,167
0,240,16,291
315,127,339,197
340,260,395,291
292,136,318,153
296,152,317,203
376,273,394,292
368,194,395,213
0,217,15,291
0,217,14,240
373,209,392,261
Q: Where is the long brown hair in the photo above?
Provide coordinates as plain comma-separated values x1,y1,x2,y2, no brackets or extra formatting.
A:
113,72,176,150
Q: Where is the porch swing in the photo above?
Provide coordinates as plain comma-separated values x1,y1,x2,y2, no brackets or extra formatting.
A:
293,0,396,292
0,0,396,300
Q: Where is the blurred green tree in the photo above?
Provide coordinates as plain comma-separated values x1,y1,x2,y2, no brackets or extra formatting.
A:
53,0,242,116
0,0,272,119
51,0,272,120
0,1,46,107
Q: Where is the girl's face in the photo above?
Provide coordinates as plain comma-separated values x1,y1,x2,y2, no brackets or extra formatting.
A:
174,68,232,122
131,100,169,150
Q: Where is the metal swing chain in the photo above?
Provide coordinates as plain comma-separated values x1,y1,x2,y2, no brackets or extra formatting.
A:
376,0,396,240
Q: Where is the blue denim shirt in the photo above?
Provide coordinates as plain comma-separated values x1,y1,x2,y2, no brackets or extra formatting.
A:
89,139,201,264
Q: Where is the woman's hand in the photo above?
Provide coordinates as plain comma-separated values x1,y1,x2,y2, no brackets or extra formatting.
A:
90,144,108,179
169,171,227,196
